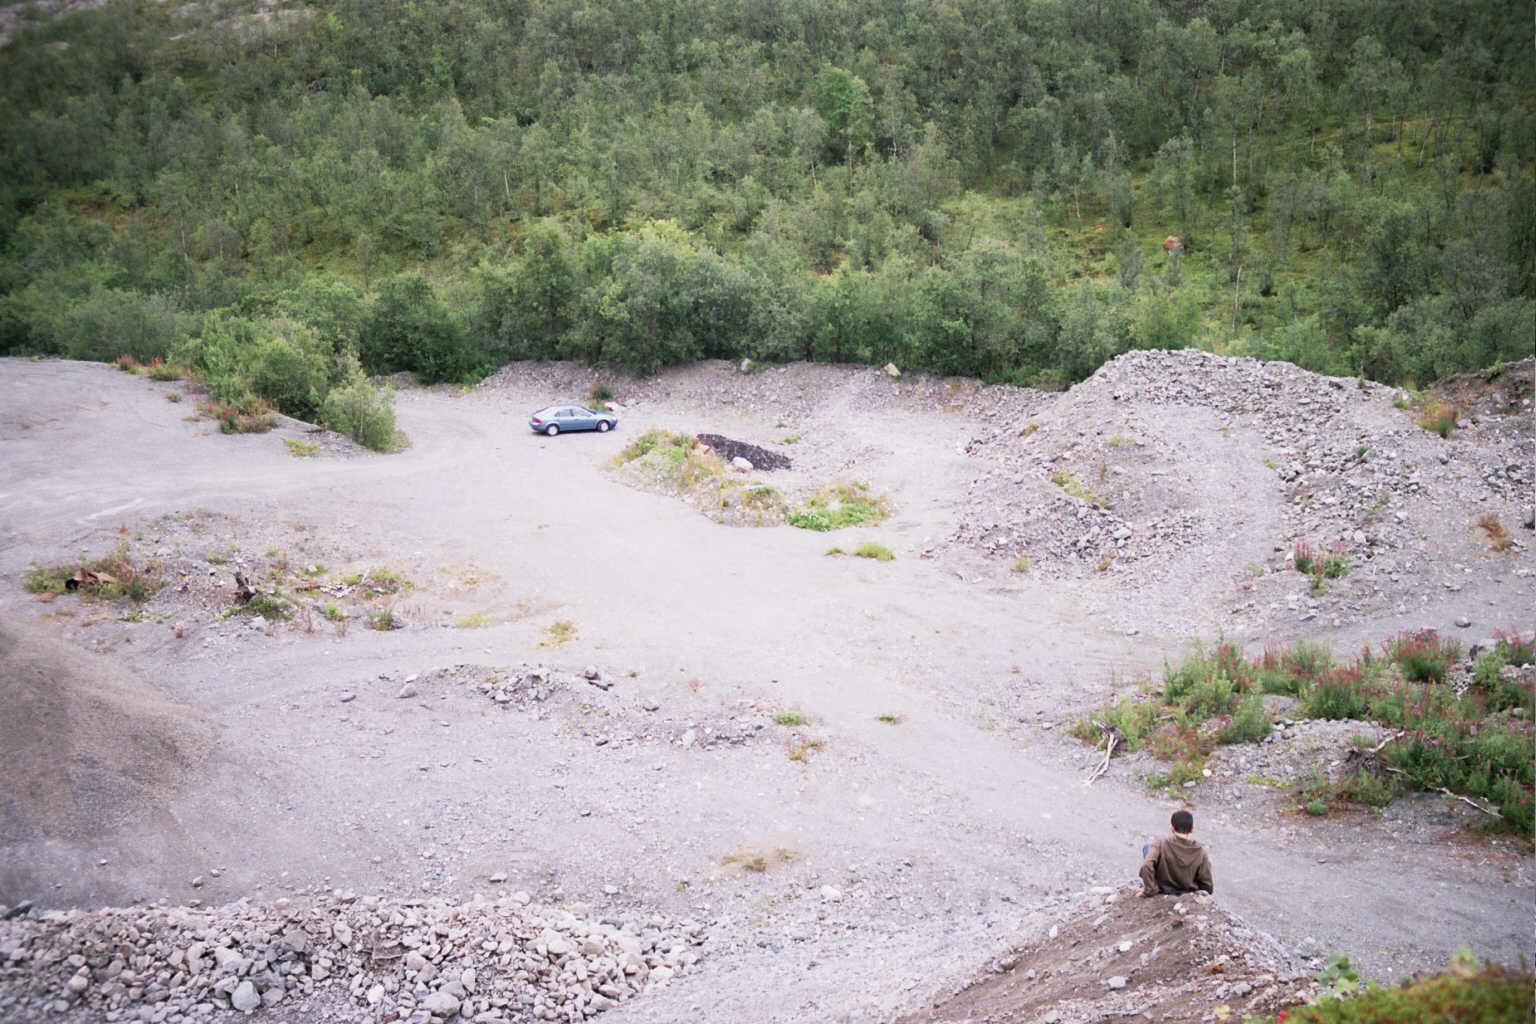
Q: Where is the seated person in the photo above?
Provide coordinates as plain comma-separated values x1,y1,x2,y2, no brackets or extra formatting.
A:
1138,809,1214,897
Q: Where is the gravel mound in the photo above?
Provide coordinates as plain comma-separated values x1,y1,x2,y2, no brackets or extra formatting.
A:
694,434,791,471
901,884,1309,1024
949,348,1534,629
0,625,211,845
0,892,703,1022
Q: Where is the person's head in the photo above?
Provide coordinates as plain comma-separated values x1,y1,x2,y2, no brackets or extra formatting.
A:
1170,810,1194,835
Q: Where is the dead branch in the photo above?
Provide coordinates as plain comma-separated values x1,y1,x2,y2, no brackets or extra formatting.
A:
1086,725,1123,786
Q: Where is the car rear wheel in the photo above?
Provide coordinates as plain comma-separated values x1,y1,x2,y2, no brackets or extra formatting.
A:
597,420,611,432
545,424,560,437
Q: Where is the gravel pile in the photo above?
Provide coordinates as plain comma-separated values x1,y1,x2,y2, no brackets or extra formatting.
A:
384,664,775,752
0,893,703,1023
948,349,1534,611
694,434,791,471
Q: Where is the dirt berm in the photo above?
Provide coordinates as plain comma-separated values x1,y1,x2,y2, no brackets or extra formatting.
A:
900,886,1308,1024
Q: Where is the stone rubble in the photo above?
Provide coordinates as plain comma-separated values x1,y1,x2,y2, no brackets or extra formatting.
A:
0,893,703,1023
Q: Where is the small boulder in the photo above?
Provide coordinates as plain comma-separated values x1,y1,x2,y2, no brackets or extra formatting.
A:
231,980,261,1013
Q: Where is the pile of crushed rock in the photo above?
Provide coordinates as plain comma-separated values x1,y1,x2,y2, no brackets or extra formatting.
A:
949,349,1533,612
0,892,703,1023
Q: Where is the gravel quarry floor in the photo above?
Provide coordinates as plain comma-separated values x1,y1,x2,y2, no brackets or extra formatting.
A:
0,354,1532,1023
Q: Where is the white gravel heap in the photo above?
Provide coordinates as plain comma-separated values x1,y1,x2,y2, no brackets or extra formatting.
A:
0,893,703,1022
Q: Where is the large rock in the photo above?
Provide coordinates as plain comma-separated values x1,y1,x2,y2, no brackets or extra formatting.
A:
230,980,261,1013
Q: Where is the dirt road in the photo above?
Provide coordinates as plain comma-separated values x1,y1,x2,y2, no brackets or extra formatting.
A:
1,358,1530,1022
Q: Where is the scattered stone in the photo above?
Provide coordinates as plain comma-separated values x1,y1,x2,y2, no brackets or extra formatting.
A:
339,692,356,703
1106,975,1127,990
397,681,418,699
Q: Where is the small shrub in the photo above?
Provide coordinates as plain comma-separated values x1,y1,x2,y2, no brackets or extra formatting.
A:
1218,695,1272,744
24,565,68,595
824,546,845,556
244,593,292,620
367,608,401,631
144,359,182,382
587,383,614,410
1292,542,1316,574
322,378,398,452
115,353,141,373
166,391,182,403
1387,629,1461,683
197,394,277,434
788,482,890,531
1417,401,1458,438
1476,513,1515,553
773,711,809,727
1011,554,1033,573
284,438,320,457
853,542,894,561
322,603,344,622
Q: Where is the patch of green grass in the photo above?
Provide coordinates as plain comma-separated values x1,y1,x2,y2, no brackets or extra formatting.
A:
322,602,344,622
454,611,492,628
824,546,845,556
787,482,890,531
539,619,577,648
1018,422,1039,437
875,713,904,724
780,432,802,444
773,711,809,727
1011,554,1033,573
284,438,320,457
1049,470,1105,507
166,391,182,403
852,541,894,561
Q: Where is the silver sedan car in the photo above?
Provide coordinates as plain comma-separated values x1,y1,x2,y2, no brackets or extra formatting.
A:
528,404,619,436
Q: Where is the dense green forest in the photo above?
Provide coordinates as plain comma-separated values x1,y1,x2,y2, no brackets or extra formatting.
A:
1,0,1532,439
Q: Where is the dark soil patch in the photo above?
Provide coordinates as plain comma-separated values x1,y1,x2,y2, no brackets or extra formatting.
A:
695,434,792,470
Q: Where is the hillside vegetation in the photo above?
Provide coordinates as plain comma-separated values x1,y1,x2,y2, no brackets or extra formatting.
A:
1,0,1532,410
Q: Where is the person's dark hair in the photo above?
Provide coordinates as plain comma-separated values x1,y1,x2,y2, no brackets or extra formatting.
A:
1171,810,1194,834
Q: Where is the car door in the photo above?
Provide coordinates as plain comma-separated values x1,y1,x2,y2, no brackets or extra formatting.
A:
568,406,596,431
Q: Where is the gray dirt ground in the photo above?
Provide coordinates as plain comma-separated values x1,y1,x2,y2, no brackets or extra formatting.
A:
0,355,1532,1023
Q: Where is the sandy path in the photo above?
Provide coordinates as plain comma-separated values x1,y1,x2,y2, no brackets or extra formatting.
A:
1,359,1531,1022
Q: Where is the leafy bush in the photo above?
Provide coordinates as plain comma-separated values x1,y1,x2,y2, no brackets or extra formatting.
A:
321,378,398,452
1218,695,1272,744
1387,630,1461,684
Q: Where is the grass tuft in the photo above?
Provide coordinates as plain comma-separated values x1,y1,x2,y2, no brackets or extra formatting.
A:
852,541,894,561
284,438,320,457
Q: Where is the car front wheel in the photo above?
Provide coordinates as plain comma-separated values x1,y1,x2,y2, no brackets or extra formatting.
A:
597,420,611,432
545,424,560,437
